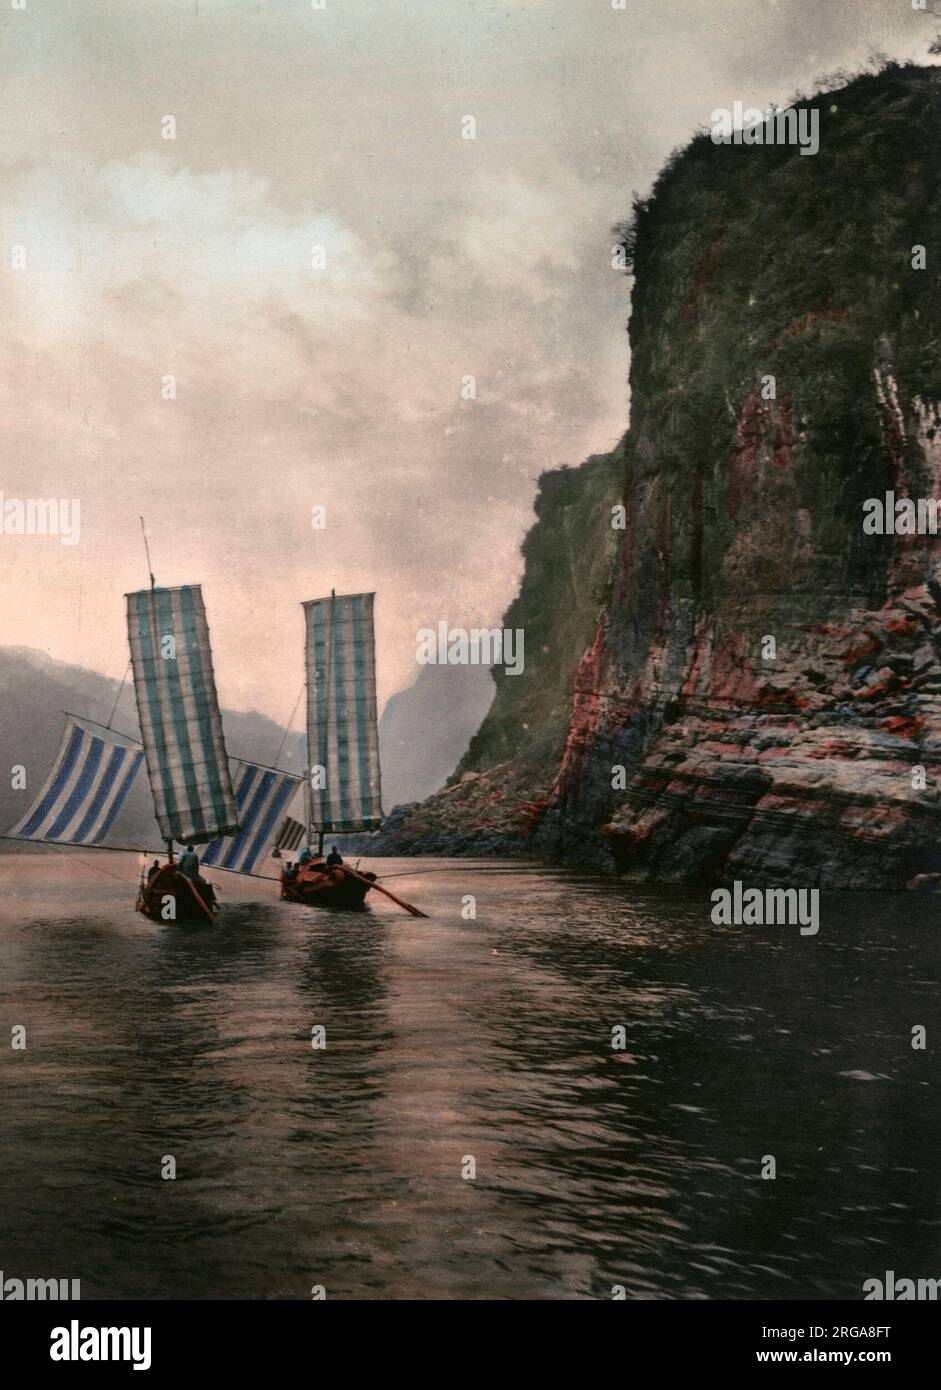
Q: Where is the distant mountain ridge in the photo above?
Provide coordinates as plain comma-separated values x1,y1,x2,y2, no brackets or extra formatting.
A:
0,646,495,849
0,646,309,849
377,660,495,807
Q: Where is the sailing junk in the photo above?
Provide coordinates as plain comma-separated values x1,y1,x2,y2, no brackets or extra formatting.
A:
4,584,388,916
6,583,240,875
304,592,383,834
137,748,305,922
6,581,307,913
280,592,383,908
127,584,241,922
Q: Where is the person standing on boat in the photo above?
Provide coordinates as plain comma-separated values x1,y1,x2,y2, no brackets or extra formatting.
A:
326,845,343,866
298,846,313,866
178,845,199,879
147,859,161,883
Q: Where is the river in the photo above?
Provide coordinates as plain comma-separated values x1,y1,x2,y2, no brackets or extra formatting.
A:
0,851,937,1299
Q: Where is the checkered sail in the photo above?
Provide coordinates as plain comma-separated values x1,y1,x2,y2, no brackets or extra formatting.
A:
201,761,303,873
304,592,383,833
7,716,144,845
126,584,239,845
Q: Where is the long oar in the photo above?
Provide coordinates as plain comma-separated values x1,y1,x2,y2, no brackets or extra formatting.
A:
175,870,216,925
342,866,428,918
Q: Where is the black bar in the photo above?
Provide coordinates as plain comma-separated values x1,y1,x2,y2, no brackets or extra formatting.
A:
1,1299,935,1375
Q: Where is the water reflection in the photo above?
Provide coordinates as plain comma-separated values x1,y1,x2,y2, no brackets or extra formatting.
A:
0,855,937,1299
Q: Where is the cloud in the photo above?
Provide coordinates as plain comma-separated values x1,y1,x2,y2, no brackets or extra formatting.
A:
0,0,930,721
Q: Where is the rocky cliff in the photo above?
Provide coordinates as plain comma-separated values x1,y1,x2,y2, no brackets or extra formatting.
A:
382,62,941,888
375,450,623,854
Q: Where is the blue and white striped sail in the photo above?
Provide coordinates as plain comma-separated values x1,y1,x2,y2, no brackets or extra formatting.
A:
304,592,383,833
201,759,303,874
126,584,239,845
7,716,144,846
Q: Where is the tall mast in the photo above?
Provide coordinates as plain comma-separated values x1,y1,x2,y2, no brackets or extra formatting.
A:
303,598,313,849
306,589,336,854
318,588,336,857
139,517,170,858
139,515,156,591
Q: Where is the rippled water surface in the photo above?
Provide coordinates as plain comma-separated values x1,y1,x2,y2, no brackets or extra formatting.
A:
0,852,938,1299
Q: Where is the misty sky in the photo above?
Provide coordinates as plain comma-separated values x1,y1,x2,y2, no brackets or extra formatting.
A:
0,0,937,725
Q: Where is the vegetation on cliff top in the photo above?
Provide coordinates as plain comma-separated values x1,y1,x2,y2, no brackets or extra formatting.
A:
610,61,941,616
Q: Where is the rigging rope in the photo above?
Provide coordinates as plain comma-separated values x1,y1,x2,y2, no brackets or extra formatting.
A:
0,833,515,889
104,661,132,732
272,685,305,771
35,839,140,888
376,865,526,879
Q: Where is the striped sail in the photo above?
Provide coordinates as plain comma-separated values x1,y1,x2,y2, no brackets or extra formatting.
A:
274,816,305,853
201,760,302,874
8,716,144,846
126,584,239,845
304,592,383,833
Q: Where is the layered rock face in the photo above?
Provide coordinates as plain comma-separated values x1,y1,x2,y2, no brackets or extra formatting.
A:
374,451,623,855
382,64,941,888
540,64,941,887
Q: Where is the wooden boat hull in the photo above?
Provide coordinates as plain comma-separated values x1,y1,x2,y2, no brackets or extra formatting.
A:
280,864,376,910
136,864,217,924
